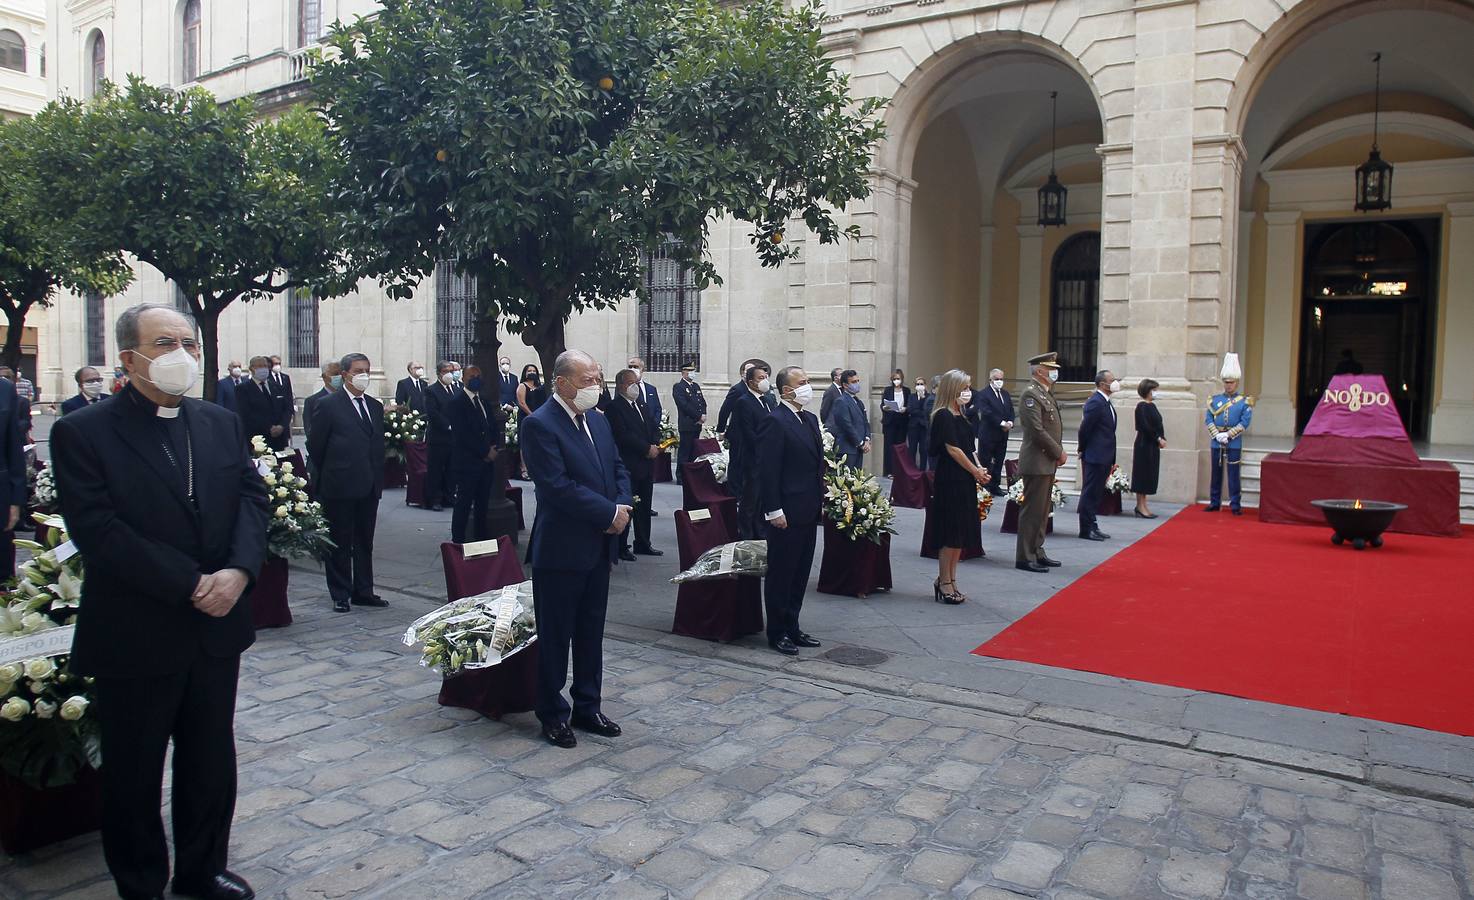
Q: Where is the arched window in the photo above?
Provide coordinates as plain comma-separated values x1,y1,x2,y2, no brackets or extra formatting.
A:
1048,231,1101,383
87,31,106,98
299,0,323,47
0,30,24,73
181,0,202,83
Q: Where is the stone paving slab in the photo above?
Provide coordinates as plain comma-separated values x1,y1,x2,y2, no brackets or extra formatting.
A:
6,585,1474,899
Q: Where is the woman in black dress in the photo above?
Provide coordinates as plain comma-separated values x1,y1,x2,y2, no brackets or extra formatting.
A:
928,369,992,604
1131,378,1166,518
515,365,547,477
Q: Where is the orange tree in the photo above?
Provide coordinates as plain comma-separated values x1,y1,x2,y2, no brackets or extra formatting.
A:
313,0,884,374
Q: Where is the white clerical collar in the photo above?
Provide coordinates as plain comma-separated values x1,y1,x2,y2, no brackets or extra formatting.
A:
156,405,181,419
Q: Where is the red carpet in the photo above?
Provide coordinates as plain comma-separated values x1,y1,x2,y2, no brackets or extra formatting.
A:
974,508,1474,736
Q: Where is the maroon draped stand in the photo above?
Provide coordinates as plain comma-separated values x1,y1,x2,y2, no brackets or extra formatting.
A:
250,556,293,628
671,510,764,642
888,443,930,509
1259,374,1461,537
680,461,737,538
693,437,722,456
818,522,893,597
921,498,984,560
0,766,103,855
1100,491,1122,516
435,537,537,719
999,499,1055,536
652,450,674,484
404,440,428,507
383,457,408,489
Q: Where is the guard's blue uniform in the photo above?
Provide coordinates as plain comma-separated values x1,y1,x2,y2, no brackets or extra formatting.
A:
1205,391,1253,510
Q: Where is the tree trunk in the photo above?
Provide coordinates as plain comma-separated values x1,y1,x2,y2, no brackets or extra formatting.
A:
530,315,565,379
197,302,220,403
472,274,519,542
0,301,31,377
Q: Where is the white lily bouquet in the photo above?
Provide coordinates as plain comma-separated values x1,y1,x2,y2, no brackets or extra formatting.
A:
1106,465,1131,493
0,514,100,788
696,448,730,483
1006,478,1066,510
658,412,679,451
251,438,334,562
382,406,428,462
403,581,538,677
671,540,769,583
823,460,898,544
29,460,57,510
502,405,520,447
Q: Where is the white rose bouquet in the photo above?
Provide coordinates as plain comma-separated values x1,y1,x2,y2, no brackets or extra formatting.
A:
29,460,58,510
1106,465,1131,494
696,448,730,483
502,405,520,447
403,581,537,677
658,412,679,451
1006,478,1066,510
382,407,428,462
0,514,100,788
251,441,334,561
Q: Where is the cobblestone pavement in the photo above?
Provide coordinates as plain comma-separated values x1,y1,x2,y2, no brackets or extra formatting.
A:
5,592,1474,900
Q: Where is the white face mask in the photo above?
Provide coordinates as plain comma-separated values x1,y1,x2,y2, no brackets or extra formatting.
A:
630,368,643,381
914,384,925,395
132,346,199,396
958,389,973,406
413,367,425,379
1148,390,1156,401
451,370,463,382
1108,380,1121,394
790,383,814,407
229,366,242,378
440,372,454,385
991,379,1004,390
81,379,104,398
572,384,601,412
892,379,902,387
1048,370,1059,383
499,364,510,374
252,367,270,382
350,372,371,393
271,364,282,374
756,378,770,394
624,384,642,402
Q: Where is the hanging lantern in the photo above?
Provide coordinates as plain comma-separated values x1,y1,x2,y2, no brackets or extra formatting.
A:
1037,91,1068,227
1355,53,1393,212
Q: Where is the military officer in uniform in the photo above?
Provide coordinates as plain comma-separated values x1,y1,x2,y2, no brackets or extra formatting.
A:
672,363,706,483
1016,352,1066,573
1204,352,1253,515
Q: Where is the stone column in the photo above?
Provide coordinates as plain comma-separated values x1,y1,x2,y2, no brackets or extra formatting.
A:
1432,201,1474,443
975,224,995,372
1256,210,1301,437
1015,224,1045,360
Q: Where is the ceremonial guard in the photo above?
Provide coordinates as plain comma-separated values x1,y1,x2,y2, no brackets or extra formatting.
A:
672,363,706,482
1015,352,1065,573
1204,352,1253,515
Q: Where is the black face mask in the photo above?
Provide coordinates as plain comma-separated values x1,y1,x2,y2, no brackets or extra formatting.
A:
527,375,541,387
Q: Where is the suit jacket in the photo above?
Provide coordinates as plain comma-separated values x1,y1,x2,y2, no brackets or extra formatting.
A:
725,387,774,489
497,371,519,407
1077,390,1118,466
908,391,933,432
214,376,240,413
1017,380,1064,476
819,382,843,425
520,400,632,572
716,380,747,433
636,381,663,426
881,385,910,433
236,377,291,444
50,388,269,677
61,393,105,416
395,375,429,413
606,395,658,480
827,392,868,467
449,389,503,474
270,370,294,413
305,389,386,500
0,378,26,505
756,405,825,527
302,386,332,442
425,382,459,442
672,378,706,431
973,386,1016,447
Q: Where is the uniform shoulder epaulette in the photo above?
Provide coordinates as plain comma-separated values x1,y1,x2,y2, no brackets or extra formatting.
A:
1245,396,1255,407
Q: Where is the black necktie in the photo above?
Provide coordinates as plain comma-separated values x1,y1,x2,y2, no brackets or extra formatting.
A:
355,396,371,425
575,413,594,446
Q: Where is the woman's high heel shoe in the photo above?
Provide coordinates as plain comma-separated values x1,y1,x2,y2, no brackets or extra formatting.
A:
1134,509,1157,519
940,581,965,605
933,578,945,603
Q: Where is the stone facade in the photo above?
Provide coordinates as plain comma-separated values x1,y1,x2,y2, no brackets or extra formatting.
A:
37,0,1474,503
0,0,44,120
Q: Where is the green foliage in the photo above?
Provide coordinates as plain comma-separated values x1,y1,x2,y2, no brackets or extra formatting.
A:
313,0,884,365
13,78,349,394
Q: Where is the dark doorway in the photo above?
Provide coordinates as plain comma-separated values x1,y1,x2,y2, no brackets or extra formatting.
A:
1297,219,1438,439
1049,232,1101,383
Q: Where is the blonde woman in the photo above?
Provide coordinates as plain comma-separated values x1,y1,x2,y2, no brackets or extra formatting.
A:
928,369,991,603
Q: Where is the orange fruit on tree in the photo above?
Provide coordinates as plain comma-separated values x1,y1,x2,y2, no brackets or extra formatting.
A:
435,149,448,162
598,76,615,91
771,231,784,244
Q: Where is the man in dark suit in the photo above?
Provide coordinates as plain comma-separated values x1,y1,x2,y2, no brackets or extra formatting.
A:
0,368,28,572
394,361,430,413
306,352,388,612
906,376,932,471
497,355,519,407
826,369,869,469
716,358,768,433
818,366,844,424
51,303,267,900
302,360,341,444
213,361,244,413
757,366,825,657
626,357,663,426
236,355,292,450
726,363,775,538
449,366,503,544
0,367,31,442
671,363,705,482
268,354,294,435
606,368,663,560
519,349,632,749
972,367,1015,496
1076,369,1120,541
60,366,107,415
423,360,460,510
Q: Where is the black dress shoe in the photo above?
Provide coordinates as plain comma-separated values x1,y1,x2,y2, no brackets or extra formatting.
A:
332,600,351,613
570,712,622,737
541,722,577,749
429,505,443,512
633,544,664,557
1080,531,1107,541
351,594,389,607
1231,508,1243,516
1038,556,1062,568
1202,505,1220,513
769,636,799,656
619,548,637,562
791,633,821,648
172,871,254,900
650,509,660,517
1015,561,1048,573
